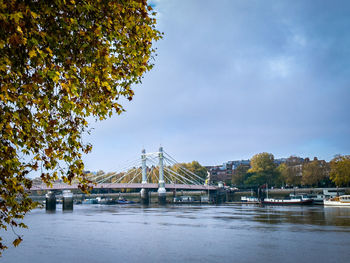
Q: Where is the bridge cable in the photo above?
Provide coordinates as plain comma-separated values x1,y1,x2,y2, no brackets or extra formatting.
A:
146,156,183,184
162,162,198,186
162,157,200,186
101,164,141,184
90,157,142,182
163,166,192,186
163,157,202,185
126,168,142,184
163,152,206,183
164,152,205,185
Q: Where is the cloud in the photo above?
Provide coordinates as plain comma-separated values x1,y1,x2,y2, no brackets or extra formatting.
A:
82,0,350,173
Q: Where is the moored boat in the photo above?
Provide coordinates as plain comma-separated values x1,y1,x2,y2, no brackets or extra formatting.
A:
97,197,117,205
308,189,345,205
174,196,196,203
262,195,313,205
117,197,135,204
262,184,313,205
82,198,98,204
324,195,350,206
241,196,259,203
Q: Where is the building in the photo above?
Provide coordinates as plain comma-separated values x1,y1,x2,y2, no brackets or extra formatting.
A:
206,160,251,184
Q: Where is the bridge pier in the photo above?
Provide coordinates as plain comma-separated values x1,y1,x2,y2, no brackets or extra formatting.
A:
215,189,227,204
140,188,149,205
45,191,56,211
62,190,73,210
158,147,167,205
158,188,166,205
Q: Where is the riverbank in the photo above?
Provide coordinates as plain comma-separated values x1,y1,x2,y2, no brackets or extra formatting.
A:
229,187,350,201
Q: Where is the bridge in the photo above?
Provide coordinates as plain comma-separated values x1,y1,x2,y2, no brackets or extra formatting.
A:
35,147,220,206
31,183,217,191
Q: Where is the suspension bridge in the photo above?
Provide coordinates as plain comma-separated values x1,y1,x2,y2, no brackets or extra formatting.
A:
31,147,219,205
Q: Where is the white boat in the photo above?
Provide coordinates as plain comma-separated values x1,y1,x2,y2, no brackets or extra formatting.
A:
262,184,313,205
263,195,313,205
82,198,98,204
241,196,259,203
174,196,196,203
324,195,350,206
309,189,345,205
289,193,313,201
241,189,259,203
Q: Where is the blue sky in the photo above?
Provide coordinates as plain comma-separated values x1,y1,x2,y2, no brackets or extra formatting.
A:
83,0,350,172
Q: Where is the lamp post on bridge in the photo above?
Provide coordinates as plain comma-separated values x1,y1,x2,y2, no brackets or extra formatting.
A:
207,171,211,204
140,149,149,205
158,147,166,205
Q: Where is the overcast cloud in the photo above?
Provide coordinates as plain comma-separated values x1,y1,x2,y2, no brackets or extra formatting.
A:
83,0,350,172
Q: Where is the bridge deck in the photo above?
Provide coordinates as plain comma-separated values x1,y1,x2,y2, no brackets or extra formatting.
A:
30,183,218,191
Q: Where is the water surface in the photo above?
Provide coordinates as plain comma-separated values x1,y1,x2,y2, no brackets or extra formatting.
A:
2,204,350,263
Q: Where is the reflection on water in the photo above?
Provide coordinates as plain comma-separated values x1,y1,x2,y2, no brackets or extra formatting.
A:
2,204,350,263
323,206,350,227
252,206,350,227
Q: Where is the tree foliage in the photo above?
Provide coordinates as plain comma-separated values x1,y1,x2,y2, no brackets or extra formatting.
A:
302,159,329,186
231,164,250,185
330,155,350,186
246,152,277,185
249,153,276,174
0,0,161,253
279,163,302,186
278,156,303,186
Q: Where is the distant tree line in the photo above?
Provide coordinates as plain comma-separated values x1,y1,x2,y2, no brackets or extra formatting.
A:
231,153,350,188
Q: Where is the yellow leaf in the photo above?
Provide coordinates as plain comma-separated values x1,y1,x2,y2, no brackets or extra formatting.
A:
13,237,22,247
29,50,36,58
16,26,23,34
53,71,60,83
12,12,23,23
46,47,53,56
30,11,39,19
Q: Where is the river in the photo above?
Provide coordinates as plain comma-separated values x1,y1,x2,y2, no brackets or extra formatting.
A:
1,204,350,263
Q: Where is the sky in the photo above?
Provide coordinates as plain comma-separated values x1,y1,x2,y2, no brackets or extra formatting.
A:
83,0,350,173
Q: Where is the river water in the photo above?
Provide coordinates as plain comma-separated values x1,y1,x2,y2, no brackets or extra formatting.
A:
1,204,350,263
